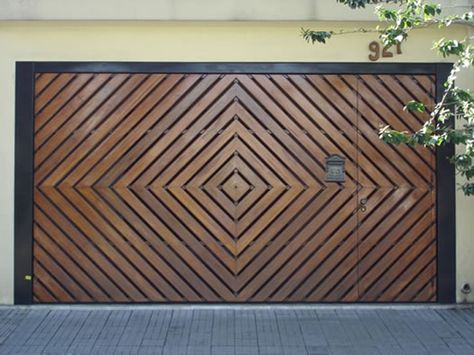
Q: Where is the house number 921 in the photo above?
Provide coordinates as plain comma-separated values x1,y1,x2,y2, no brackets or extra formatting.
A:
368,41,402,61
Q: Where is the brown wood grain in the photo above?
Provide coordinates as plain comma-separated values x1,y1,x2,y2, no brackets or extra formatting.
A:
33,73,437,303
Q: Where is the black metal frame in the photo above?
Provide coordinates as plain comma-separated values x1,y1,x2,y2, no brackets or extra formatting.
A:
15,62,35,305
435,64,456,303
14,62,456,304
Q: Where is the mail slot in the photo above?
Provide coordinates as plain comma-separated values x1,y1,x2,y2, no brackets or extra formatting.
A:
325,154,346,182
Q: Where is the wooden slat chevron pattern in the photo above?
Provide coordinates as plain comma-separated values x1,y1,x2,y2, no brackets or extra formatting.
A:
354,75,437,302
32,72,436,303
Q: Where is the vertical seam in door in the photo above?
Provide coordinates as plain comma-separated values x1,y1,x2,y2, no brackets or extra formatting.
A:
431,76,438,299
356,76,361,300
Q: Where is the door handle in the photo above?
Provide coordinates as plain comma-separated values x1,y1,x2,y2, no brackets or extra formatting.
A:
358,198,368,213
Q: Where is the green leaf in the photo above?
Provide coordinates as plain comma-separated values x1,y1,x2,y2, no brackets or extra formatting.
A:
380,28,407,46
377,8,398,21
453,154,472,169
462,183,474,196
404,101,426,112
423,3,441,18
434,39,466,58
301,29,333,44
336,0,370,9
379,125,410,145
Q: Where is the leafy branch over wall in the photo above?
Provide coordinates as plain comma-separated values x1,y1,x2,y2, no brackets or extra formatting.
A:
303,0,474,195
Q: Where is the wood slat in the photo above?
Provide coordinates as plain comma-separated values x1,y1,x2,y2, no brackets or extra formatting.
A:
32,73,436,303
35,74,76,114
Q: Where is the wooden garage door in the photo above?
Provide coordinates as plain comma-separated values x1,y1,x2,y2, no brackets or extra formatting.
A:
32,72,436,303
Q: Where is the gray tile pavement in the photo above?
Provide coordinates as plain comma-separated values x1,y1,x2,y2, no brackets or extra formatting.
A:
0,306,473,354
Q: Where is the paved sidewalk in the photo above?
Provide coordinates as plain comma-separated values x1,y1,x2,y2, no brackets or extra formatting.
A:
0,306,473,354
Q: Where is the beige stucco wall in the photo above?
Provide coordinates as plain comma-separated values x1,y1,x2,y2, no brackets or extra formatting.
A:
0,21,472,304
1,0,471,20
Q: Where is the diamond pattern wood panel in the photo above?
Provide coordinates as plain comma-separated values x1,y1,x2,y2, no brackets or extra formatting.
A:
32,72,436,303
